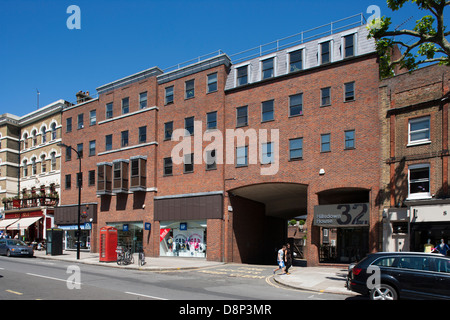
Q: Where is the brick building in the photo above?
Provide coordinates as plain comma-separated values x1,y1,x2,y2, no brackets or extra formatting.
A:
380,64,450,253
55,15,383,266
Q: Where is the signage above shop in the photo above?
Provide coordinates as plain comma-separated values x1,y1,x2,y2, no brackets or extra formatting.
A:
314,203,369,228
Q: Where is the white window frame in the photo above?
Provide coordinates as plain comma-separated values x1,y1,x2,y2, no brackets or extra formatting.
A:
234,63,250,87
408,163,431,200
340,31,358,59
408,116,431,146
318,38,333,65
259,54,276,81
286,46,306,74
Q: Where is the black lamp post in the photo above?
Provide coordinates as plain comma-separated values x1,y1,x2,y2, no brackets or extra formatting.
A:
58,143,82,260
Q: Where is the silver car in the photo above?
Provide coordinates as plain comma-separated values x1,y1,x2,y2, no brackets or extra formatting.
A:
0,239,34,257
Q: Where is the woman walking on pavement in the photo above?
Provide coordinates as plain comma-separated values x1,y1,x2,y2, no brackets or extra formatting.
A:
273,245,287,275
285,243,292,275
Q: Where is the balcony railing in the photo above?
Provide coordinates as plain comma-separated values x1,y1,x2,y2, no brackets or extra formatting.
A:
2,196,59,211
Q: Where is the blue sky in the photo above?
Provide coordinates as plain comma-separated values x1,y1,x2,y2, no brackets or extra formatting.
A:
0,0,426,116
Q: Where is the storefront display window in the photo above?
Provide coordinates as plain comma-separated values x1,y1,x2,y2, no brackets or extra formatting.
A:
160,220,207,258
107,221,143,253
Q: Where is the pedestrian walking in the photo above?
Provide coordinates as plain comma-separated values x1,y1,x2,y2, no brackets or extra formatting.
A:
285,243,292,274
273,245,287,275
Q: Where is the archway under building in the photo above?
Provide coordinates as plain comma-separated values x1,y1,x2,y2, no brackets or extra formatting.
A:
228,182,308,264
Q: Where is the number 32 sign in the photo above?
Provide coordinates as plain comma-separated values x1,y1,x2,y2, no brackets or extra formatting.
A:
314,203,369,227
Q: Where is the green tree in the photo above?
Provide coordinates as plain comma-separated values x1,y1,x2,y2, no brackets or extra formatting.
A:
368,0,450,78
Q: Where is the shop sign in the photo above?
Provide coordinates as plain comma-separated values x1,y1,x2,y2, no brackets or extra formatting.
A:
160,228,170,242
314,203,369,227
144,222,151,230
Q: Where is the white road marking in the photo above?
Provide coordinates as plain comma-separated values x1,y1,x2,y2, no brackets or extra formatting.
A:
125,291,168,300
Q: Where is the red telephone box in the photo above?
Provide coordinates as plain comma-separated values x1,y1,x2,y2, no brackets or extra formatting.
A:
99,226,118,262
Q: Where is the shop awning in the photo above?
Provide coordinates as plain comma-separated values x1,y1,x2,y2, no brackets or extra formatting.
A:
6,216,42,230
0,218,19,230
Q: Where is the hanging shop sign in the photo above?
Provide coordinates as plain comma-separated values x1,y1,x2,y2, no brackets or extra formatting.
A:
314,203,369,227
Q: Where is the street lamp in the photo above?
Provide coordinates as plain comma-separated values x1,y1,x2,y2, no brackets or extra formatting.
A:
58,142,82,260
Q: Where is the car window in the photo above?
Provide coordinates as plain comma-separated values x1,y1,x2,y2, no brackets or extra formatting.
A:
398,256,431,271
372,257,396,267
0,239,5,245
435,258,450,273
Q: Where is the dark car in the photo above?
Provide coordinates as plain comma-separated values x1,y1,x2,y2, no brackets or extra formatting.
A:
0,239,34,257
347,252,450,300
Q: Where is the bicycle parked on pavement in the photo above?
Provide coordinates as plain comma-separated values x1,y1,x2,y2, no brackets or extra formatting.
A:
116,246,134,265
138,247,146,266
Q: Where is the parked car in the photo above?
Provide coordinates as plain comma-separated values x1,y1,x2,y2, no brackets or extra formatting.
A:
347,252,450,300
0,239,34,257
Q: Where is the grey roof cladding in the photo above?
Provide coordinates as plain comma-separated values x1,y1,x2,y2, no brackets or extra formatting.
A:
157,54,231,85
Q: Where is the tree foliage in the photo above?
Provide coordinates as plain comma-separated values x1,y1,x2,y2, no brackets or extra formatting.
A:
367,0,450,78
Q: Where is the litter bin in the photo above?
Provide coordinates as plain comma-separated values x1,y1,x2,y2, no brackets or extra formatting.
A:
99,226,118,262
46,228,63,256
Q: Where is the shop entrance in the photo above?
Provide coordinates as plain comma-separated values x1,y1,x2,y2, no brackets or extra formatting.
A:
319,227,369,263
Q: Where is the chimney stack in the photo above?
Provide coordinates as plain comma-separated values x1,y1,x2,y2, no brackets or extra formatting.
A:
76,91,92,104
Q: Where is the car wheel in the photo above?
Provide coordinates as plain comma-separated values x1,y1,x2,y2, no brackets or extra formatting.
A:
6,250,11,257
370,284,398,300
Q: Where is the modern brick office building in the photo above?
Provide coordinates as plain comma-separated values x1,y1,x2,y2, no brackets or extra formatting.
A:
56,14,384,266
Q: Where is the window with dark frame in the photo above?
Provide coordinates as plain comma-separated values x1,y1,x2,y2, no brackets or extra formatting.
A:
121,130,129,147
105,134,113,151
65,174,71,189
138,126,147,144
184,153,194,173
185,79,195,99
261,142,274,164
236,146,248,167
321,134,331,152
106,103,113,119
237,66,248,86
289,138,303,160
321,87,331,106
344,82,355,101
165,86,174,104
262,100,274,122
207,73,218,93
88,170,95,186
164,121,173,140
163,157,173,176
185,117,194,135
90,110,96,125
66,117,72,133
289,94,303,116
66,147,72,161
89,140,96,156
77,114,84,129
139,92,148,109
262,58,274,79
321,41,331,64
206,149,217,170
122,97,129,114
207,111,217,130
289,49,303,72
345,130,355,149
236,106,248,127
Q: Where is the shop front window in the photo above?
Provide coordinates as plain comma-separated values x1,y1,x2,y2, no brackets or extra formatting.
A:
160,220,207,258
107,221,143,253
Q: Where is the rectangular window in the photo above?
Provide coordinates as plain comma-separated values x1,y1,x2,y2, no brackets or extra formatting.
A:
185,117,194,136
344,82,355,101
77,114,84,129
344,34,355,58
89,140,96,156
66,147,72,161
236,146,248,167
66,117,72,133
163,157,173,176
88,170,95,186
138,126,147,144
321,134,331,152
106,103,113,119
289,49,303,72
321,41,331,64
65,174,71,189
113,160,128,192
121,130,129,147
289,138,303,160
206,149,217,170
261,142,274,164
237,66,248,86
261,58,274,80
105,134,113,151
207,73,218,93
76,143,83,158
139,92,147,109
409,164,430,198
164,121,173,140
184,153,194,173
97,163,112,193
289,94,303,116
185,79,195,99
207,111,217,130
345,130,355,149
89,110,96,126
321,87,331,106
236,106,248,127
122,97,129,114
130,157,146,190
262,100,274,122
165,86,174,104
409,116,430,144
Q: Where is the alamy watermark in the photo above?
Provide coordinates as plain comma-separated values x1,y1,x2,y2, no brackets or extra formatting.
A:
66,5,81,30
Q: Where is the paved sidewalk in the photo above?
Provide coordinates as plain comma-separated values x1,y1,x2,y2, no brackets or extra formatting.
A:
33,250,357,296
